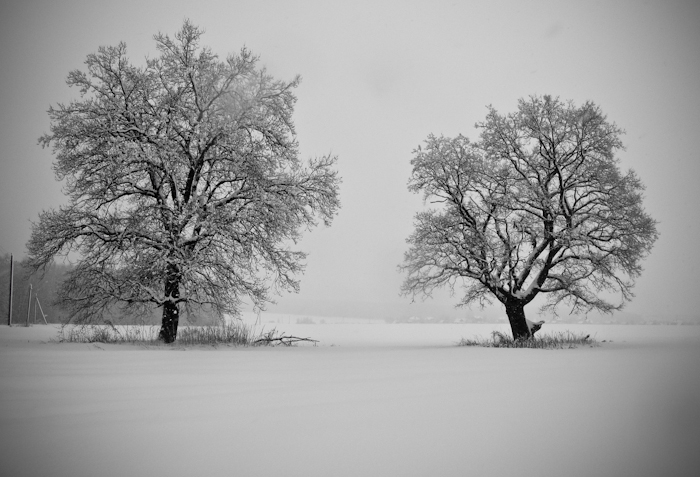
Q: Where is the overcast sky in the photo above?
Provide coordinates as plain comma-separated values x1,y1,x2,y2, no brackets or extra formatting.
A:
1,0,699,321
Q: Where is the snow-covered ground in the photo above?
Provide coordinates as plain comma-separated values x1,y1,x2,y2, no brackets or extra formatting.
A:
1,321,699,477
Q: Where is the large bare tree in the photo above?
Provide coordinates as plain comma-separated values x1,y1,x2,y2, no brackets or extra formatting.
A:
28,22,340,342
401,95,657,339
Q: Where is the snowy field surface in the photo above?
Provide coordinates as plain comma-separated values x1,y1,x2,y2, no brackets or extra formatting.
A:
1,322,699,477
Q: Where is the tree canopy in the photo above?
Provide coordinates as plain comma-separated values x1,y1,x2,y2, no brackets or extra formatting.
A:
401,95,658,339
28,21,340,342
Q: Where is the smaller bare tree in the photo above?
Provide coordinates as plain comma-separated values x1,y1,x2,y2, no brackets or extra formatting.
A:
401,95,658,339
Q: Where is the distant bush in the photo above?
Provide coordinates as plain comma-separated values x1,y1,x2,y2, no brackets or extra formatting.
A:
458,331,597,349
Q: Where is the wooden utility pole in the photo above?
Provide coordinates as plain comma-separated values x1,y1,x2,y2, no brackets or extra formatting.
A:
36,296,48,325
26,283,32,326
7,254,13,326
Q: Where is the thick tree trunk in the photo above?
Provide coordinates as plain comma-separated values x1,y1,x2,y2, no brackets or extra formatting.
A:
159,265,180,344
505,300,531,340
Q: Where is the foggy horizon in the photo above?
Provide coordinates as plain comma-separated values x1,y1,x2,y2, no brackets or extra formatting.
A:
1,0,699,323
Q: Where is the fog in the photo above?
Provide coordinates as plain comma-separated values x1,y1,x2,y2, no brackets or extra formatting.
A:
1,0,699,322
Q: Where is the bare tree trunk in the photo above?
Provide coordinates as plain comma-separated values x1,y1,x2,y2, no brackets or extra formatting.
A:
159,264,180,343
505,300,531,340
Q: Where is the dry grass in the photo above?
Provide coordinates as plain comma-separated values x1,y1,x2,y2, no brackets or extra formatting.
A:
56,321,306,347
458,330,598,349
58,322,160,343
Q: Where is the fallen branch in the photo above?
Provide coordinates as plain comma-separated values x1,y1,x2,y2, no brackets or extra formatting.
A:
253,331,319,347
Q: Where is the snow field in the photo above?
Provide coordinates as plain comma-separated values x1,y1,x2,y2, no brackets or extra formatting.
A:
1,323,699,477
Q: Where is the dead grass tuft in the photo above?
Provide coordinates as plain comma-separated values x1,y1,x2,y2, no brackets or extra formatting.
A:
458,330,598,349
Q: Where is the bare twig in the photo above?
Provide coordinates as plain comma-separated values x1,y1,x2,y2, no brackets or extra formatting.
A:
253,332,318,346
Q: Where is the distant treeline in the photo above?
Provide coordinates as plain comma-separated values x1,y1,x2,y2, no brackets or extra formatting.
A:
0,255,222,326
0,254,72,324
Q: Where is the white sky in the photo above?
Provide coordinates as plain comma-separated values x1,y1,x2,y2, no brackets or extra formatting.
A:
1,0,699,320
